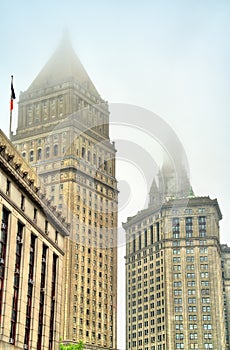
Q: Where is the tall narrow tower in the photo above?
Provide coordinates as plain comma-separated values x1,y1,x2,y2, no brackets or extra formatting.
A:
11,36,118,349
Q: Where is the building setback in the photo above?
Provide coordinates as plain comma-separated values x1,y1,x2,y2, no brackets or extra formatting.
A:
11,35,118,348
123,169,227,349
0,130,69,350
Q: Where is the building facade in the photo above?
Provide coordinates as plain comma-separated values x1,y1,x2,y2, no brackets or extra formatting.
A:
221,244,230,349
0,130,69,350
123,182,227,349
11,36,118,348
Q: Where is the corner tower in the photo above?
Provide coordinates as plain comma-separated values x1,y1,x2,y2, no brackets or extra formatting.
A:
12,36,118,349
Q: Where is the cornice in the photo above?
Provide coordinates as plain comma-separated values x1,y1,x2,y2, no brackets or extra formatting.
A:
0,130,70,236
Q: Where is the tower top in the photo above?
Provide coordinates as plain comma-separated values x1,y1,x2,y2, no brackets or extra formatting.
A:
27,35,100,97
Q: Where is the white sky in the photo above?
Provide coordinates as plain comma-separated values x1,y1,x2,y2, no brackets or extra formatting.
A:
1,1,230,349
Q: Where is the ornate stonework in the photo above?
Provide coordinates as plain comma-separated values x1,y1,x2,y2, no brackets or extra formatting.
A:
11,37,118,349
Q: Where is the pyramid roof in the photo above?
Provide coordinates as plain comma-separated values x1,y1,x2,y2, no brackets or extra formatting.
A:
27,35,100,97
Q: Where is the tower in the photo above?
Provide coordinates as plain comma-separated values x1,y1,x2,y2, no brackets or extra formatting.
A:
11,36,118,348
123,169,227,349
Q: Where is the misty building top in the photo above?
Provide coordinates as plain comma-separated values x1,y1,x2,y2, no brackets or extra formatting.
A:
148,160,192,208
27,34,100,98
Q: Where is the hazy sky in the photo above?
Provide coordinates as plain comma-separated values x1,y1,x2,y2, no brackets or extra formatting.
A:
1,1,230,348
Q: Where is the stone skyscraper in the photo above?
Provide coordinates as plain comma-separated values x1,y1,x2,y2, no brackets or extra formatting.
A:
123,166,227,349
11,36,118,349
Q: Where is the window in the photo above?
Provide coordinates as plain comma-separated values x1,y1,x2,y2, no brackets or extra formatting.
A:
33,208,37,222
21,195,25,211
201,281,209,286
175,306,183,312
200,264,208,270
186,256,194,262
204,333,212,339
174,281,182,287
203,315,211,321
187,281,196,287
189,333,198,339
186,217,193,237
186,248,194,254
25,234,36,347
189,324,197,330
185,209,193,214
176,333,184,339
29,150,34,162
172,218,180,238
188,298,196,304
174,298,182,304
173,257,181,262
45,146,50,158
202,306,211,312
188,306,196,312
188,290,196,295
45,220,48,234
6,179,11,195
175,315,183,321
174,290,182,296
199,216,206,237
202,298,210,304
37,148,42,160
53,144,58,156
189,315,197,321
200,272,209,278
203,324,212,330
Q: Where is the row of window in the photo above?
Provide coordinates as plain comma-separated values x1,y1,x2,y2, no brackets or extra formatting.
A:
22,144,59,162
172,216,206,238
5,180,60,242
0,208,58,349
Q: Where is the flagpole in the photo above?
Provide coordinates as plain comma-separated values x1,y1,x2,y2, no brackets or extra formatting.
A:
9,112,12,139
9,75,15,139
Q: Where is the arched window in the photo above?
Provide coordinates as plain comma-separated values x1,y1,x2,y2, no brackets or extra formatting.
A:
53,144,58,156
87,151,91,162
29,150,34,162
22,152,26,159
45,146,50,158
37,148,42,160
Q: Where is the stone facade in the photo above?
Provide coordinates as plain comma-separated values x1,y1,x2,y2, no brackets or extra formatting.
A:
123,195,227,349
11,36,118,349
221,244,230,349
0,130,69,350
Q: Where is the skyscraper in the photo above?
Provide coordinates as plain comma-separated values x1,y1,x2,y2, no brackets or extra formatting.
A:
123,166,227,349
11,36,118,349
221,244,230,348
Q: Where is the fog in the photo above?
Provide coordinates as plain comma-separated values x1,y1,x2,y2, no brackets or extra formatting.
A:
1,1,230,348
